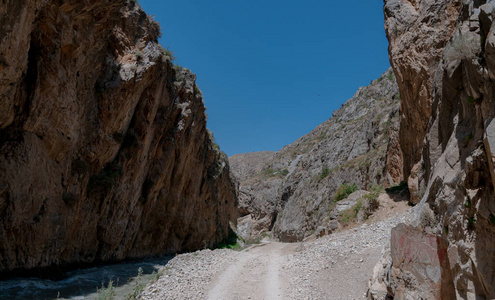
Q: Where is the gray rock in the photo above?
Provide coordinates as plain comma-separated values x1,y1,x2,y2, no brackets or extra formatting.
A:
373,0,495,298
231,69,402,242
336,190,370,213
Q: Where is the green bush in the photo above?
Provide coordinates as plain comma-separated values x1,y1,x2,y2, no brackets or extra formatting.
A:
333,183,359,201
216,228,241,250
258,168,288,179
319,166,330,181
363,185,383,214
339,200,362,225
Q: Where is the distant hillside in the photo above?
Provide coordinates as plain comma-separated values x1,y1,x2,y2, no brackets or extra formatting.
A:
230,68,402,242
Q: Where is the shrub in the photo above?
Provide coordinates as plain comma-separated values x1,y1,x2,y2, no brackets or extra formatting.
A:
339,200,362,225
333,183,359,201
258,168,288,179
465,197,471,208
194,84,201,95
216,227,242,250
159,45,175,61
319,165,330,181
125,267,145,300
97,280,116,300
364,186,381,210
468,216,476,229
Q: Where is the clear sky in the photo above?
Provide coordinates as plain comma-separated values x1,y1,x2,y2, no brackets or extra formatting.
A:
138,0,390,156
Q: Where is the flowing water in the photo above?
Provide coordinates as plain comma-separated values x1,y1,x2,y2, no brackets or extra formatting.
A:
0,257,172,300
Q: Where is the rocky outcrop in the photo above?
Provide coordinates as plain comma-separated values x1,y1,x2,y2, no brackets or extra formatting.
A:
0,0,237,274
231,69,402,242
229,151,276,182
384,0,460,186
369,0,495,299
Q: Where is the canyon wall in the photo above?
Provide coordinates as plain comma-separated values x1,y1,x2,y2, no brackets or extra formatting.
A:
369,0,495,298
0,0,237,274
231,69,403,242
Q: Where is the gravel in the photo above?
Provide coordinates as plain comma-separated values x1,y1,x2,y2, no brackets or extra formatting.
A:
140,249,240,300
139,208,412,300
282,210,411,299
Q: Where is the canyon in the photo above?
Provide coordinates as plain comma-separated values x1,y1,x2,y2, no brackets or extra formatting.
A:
0,0,494,299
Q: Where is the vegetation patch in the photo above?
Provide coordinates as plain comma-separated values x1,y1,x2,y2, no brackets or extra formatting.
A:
465,132,473,145
125,267,146,300
97,280,116,300
468,216,476,229
465,197,471,208
333,183,359,202
362,185,383,214
253,168,289,180
215,228,242,250
319,165,330,181
339,199,362,225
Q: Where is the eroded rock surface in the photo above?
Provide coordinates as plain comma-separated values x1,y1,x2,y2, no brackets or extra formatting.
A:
0,0,237,274
230,69,402,242
369,0,495,299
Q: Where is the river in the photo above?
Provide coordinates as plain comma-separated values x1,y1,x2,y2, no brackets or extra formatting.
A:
0,257,172,300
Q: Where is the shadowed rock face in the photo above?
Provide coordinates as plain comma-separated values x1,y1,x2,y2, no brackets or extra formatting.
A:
369,0,495,299
0,0,237,273
230,69,402,242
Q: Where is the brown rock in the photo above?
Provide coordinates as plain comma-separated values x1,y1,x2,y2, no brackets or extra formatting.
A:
384,0,460,181
0,0,237,273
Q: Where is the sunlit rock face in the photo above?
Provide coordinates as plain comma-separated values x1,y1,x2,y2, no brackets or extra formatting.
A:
0,0,237,273
368,1,495,299
230,69,402,243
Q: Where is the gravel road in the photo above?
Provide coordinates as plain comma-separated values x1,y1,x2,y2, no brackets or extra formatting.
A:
140,200,411,300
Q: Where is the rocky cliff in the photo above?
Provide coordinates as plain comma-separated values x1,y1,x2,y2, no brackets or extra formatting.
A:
369,0,495,299
0,0,237,274
230,69,402,242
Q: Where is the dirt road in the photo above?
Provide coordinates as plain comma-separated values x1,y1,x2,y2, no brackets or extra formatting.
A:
140,195,411,300
207,242,297,300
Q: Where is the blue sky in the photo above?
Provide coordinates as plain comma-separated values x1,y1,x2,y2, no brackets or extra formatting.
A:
139,0,390,156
